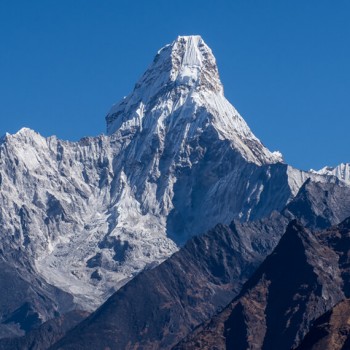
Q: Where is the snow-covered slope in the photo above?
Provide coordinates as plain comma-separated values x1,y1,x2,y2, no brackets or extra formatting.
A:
312,163,350,185
0,35,326,311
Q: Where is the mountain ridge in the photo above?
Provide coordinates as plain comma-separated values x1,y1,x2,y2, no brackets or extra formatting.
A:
174,220,347,349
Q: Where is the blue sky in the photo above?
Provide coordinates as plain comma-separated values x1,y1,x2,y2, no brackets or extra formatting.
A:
0,0,349,170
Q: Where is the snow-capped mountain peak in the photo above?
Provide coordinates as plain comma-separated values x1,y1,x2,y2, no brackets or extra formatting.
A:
106,35,282,165
105,35,222,135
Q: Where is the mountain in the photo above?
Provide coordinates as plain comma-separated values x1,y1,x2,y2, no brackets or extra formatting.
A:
0,34,316,323
175,218,350,350
0,165,348,347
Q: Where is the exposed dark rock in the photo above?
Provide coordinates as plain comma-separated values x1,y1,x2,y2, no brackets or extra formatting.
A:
90,270,102,281
295,299,350,350
284,178,350,230
3,302,41,333
86,253,102,268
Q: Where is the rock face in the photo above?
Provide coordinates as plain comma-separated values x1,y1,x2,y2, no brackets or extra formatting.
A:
0,35,314,318
295,299,350,350
175,218,350,350
283,177,350,230
0,130,118,313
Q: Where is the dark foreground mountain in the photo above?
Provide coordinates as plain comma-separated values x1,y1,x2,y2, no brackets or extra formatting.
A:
175,218,350,350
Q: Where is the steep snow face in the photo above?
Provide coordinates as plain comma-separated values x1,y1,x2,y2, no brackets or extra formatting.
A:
312,163,350,185
0,36,319,311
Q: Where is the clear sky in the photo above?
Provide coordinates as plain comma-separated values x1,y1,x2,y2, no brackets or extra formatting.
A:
1,0,349,170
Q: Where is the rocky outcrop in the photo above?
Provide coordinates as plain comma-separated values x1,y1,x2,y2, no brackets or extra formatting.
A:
295,299,350,350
